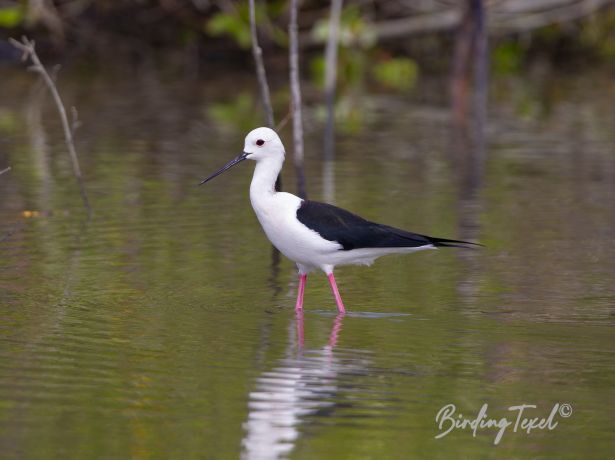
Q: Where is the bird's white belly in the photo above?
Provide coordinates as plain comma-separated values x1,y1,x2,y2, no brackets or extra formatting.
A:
250,192,341,270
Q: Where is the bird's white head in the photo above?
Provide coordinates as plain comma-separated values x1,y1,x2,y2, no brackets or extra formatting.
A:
199,127,285,186
243,127,285,161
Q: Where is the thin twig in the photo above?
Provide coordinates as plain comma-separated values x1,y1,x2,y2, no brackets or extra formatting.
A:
0,166,11,176
71,106,81,134
9,36,91,215
249,0,275,129
275,108,292,132
289,0,307,199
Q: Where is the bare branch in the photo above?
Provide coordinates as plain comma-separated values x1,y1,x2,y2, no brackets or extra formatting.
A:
300,0,612,44
497,0,588,15
289,0,307,199
249,0,275,129
9,36,91,215
374,8,460,39
494,0,612,32
0,166,11,176
249,0,281,192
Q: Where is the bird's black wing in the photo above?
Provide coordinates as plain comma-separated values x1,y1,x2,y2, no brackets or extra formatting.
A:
296,200,479,251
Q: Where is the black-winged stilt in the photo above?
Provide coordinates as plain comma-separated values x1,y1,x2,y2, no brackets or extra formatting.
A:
200,127,479,314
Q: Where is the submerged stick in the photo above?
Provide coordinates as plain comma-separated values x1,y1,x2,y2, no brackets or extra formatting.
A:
451,3,474,127
289,0,307,199
0,166,11,176
323,0,343,161
473,0,488,138
322,0,343,204
9,36,91,215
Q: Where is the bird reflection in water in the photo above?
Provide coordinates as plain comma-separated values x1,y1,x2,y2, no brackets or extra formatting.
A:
242,313,356,460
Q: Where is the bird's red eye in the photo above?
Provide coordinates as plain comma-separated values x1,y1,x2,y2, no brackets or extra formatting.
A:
256,139,265,146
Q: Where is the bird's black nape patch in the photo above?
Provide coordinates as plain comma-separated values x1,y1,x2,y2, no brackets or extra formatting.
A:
296,200,480,251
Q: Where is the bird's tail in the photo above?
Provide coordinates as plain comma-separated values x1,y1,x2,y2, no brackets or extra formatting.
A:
427,236,483,248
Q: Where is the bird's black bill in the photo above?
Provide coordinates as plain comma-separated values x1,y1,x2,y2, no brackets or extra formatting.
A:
199,152,249,185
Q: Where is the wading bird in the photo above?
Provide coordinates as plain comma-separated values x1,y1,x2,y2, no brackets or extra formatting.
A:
201,127,479,314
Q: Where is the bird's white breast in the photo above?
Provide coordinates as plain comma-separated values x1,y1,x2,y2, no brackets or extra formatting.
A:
249,190,341,270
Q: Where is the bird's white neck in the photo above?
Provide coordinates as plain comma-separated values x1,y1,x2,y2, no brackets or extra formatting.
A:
250,156,284,197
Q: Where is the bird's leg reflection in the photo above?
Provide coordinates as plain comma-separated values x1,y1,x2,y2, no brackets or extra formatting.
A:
294,311,345,351
295,310,305,350
328,313,344,349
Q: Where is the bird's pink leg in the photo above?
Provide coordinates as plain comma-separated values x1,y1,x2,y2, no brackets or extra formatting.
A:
327,273,346,314
295,274,307,312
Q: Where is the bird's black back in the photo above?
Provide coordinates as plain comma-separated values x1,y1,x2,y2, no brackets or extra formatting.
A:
296,200,477,251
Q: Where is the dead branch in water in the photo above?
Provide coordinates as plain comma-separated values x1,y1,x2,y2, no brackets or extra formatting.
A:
9,36,91,216
450,0,487,204
289,0,307,200
451,0,489,130
323,0,343,162
0,166,11,176
323,0,343,204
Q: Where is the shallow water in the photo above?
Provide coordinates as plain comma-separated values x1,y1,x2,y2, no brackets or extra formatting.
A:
0,67,614,459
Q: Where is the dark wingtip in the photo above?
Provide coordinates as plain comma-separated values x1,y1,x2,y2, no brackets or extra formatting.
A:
429,237,484,248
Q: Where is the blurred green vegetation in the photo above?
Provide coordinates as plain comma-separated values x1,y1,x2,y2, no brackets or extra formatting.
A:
492,42,525,76
311,4,376,49
580,10,615,59
205,1,287,48
0,4,22,28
